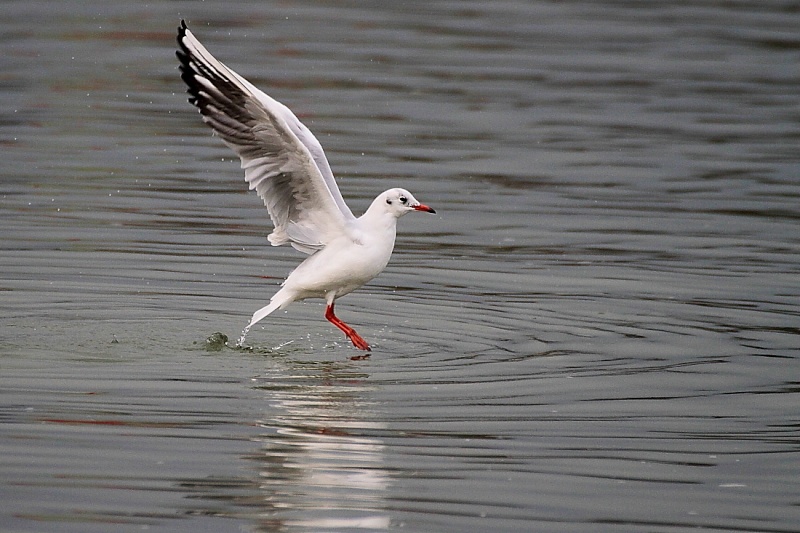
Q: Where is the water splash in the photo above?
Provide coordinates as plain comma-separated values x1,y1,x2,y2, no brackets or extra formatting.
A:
236,324,251,348
205,332,228,351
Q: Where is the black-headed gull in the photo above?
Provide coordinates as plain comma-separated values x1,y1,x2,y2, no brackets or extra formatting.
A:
176,21,435,351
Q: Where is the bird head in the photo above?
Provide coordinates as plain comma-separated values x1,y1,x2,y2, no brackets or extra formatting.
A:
381,188,436,217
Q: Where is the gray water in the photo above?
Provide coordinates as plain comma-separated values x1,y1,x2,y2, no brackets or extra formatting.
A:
2,1,799,532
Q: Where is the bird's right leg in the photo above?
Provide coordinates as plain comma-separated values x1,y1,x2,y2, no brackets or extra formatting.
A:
324,302,371,351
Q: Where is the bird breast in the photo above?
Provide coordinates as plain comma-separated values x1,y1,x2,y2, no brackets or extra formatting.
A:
283,227,396,298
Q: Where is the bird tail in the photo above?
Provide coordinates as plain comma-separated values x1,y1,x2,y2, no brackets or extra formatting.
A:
247,290,294,329
236,289,296,348
247,300,281,329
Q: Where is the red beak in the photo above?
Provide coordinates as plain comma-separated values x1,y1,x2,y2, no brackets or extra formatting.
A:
413,204,436,214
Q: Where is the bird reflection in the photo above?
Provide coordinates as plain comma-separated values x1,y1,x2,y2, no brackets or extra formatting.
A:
249,360,390,531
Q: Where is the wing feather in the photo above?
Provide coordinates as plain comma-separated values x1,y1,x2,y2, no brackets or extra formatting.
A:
176,21,355,254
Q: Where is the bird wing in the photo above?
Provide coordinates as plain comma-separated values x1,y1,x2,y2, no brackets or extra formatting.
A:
176,21,355,254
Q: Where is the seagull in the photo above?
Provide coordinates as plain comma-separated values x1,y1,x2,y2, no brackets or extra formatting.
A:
176,21,435,351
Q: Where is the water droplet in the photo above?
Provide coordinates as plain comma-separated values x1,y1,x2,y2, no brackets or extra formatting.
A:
236,325,251,348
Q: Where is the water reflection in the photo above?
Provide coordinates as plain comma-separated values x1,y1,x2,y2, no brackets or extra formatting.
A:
250,361,389,531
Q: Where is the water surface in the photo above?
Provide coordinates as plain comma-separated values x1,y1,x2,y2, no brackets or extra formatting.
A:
2,1,799,532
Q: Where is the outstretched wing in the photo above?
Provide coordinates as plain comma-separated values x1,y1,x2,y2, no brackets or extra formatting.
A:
177,20,355,254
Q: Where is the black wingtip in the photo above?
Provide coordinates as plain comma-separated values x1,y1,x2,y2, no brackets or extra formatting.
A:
175,20,194,102
177,19,191,50
177,19,188,43
176,21,188,68
176,19,193,68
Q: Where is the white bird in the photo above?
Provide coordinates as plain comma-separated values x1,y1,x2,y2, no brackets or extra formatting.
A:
176,21,435,351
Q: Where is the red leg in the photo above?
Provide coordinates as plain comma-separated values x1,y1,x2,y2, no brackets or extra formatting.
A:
325,303,371,351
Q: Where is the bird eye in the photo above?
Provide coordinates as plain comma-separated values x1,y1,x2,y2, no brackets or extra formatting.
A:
399,196,407,204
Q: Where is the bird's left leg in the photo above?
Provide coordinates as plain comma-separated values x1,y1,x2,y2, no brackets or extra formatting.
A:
324,301,371,351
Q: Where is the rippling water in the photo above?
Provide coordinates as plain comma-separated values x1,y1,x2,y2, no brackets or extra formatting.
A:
2,1,799,532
